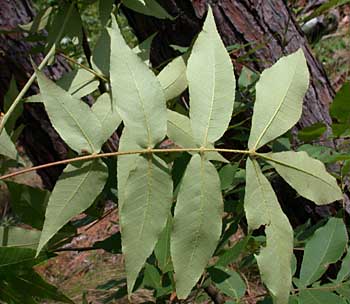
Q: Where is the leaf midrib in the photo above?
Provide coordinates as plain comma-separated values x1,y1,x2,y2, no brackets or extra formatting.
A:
262,153,339,192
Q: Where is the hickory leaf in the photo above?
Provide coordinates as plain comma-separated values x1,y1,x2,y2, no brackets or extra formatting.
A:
109,16,167,148
36,70,103,154
92,93,122,144
264,151,342,205
188,7,235,148
245,158,293,304
171,154,223,299
248,49,309,150
120,155,173,294
37,160,108,254
158,56,187,100
298,290,343,304
299,218,348,287
336,248,350,282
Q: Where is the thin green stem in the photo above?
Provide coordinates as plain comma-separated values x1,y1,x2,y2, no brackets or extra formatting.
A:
0,147,251,181
0,3,75,135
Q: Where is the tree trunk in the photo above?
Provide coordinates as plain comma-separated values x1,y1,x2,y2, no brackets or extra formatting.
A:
122,0,334,129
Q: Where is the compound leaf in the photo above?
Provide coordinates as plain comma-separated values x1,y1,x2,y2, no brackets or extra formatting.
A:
109,16,167,148
121,155,172,294
248,49,309,150
245,158,293,304
188,7,235,147
37,160,108,254
265,151,342,205
171,154,223,299
36,70,103,154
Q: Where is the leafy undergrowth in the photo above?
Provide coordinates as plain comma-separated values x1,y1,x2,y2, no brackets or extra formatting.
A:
314,5,350,89
35,209,150,304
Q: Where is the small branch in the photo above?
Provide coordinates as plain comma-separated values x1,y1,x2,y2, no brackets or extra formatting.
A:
0,148,251,180
204,285,225,304
0,3,75,135
58,52,108,82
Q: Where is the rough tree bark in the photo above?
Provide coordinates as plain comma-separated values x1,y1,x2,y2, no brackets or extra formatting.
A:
0,0,71,189
0,0,119,189
122,0,335,129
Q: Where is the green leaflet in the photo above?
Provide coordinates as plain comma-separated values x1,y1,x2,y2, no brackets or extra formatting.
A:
99,0,114,27
0,247,35,272
264,151,342,205
167,110,228,163
171,154,223,299
299,218,348,287
0,128,18,160
92,93,122,144
330,82,350,123
109,16,167,148
36,70,104,154
117,128,142,210
245,158,293,304
248,49,309,150
6,182,48,230
298,290,343,304
57,68,99,99
92,29,110,77
121,155,173,294
336,249,350,282
0,227,41,249
154,217,172,273
158,56,187,100
133,33,156,66
3,270,73,304
209,267,246,300
37,160,108,255
188,7,235,148
122,0,174,20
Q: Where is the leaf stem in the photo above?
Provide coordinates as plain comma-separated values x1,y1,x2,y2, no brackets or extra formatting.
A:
0,2,75,135
0,147,251,180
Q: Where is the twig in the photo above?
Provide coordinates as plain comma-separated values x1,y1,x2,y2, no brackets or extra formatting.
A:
0,147,252,181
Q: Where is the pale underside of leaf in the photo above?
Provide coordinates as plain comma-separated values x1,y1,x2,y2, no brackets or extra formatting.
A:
167,110,228,163
188,7,235,148
92,93,122,144
121,155,173,294
245,158,293,304
117,128,143,210
248,49,309,150
37,160,108,255
158,56,188,100
109,17,167,148
36,70,103,154
171,154,223,299
264,151,342,205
